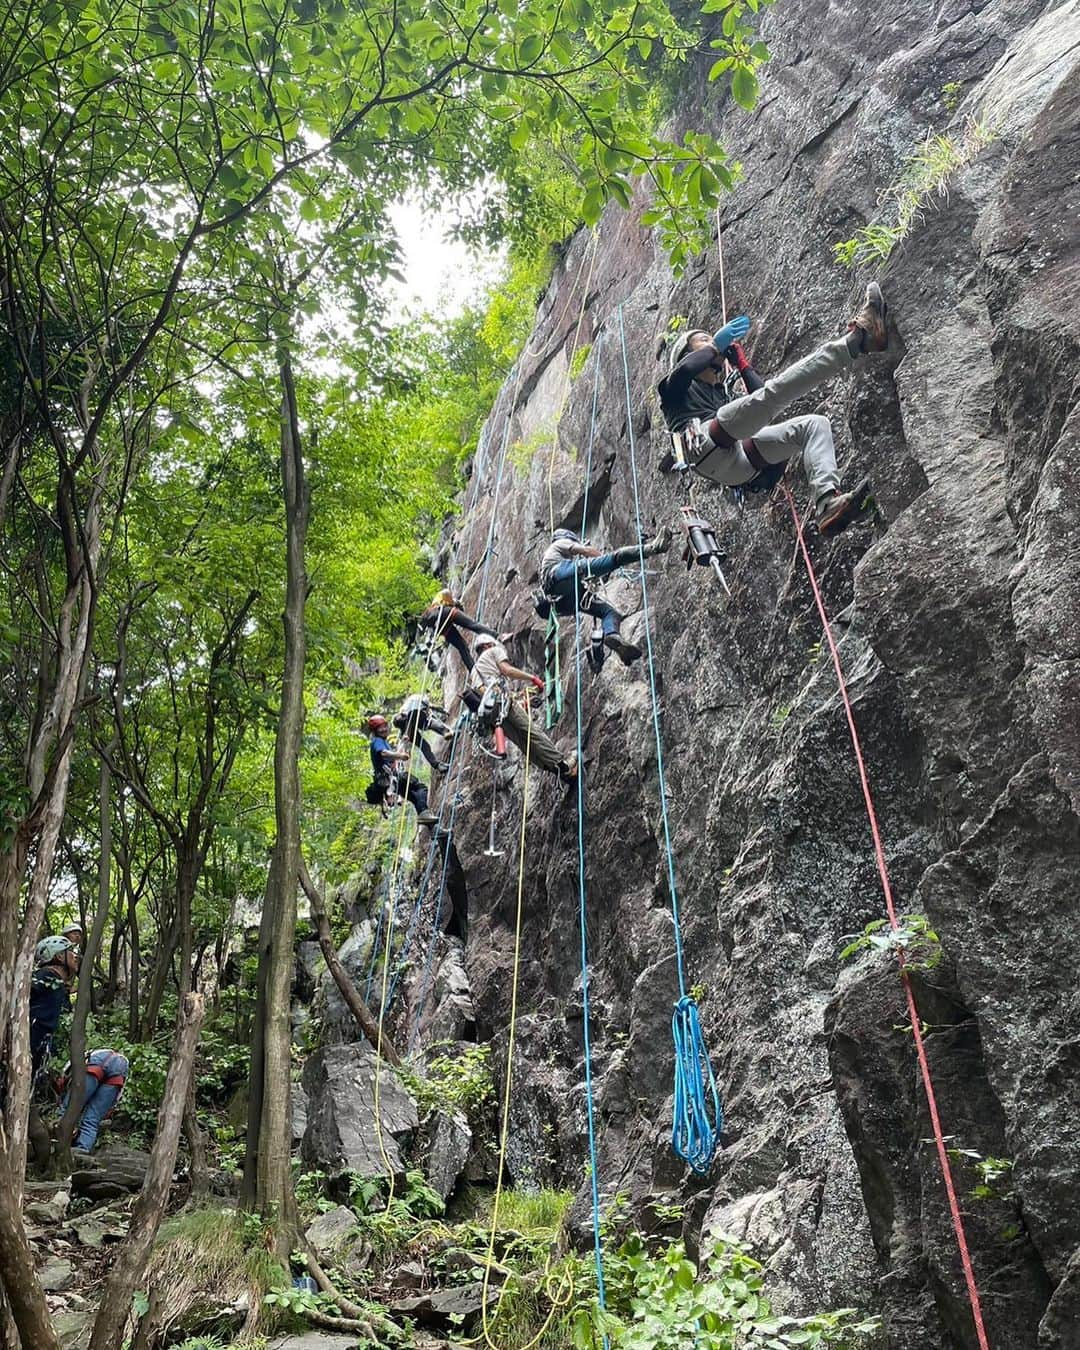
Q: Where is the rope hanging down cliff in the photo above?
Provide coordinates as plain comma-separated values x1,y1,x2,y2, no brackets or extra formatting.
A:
571,335,610,1332
781,480,991,1350
617,304,723,1174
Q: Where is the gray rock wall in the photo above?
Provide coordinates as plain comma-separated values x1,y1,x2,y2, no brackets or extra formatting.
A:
404,1,1080,1344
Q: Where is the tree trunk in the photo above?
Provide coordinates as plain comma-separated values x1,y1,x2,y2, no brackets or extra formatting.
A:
298,857,402,1067
87,993,205,1350
56,759,115,1154
242,356,307,1247
139,905,179,1040
0,1121,59,1350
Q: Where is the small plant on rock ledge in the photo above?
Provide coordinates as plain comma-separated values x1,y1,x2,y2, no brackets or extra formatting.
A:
839,913,942,971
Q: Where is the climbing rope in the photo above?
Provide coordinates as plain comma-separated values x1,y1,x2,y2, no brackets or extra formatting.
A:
781,481,991,1348
546,231,600,532
478,695,578,1349
617,303,723,1173
571,338,609,1331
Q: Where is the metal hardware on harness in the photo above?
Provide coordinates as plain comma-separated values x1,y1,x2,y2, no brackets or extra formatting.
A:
586,616,606,673
482,764,505,858
679,505,731,597
474,684,510,759
544,608,563,728
659,423,705,475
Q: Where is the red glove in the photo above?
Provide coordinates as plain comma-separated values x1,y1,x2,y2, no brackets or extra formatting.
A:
725,340,752,373
530,675,544,691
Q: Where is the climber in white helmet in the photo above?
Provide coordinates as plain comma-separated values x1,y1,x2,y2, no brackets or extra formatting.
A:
658,282,890,535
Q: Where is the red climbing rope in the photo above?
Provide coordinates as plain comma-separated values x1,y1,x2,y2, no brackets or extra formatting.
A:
781,481,991,1350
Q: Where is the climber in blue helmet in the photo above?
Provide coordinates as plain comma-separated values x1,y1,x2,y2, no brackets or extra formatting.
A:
658,282,890,535
539,524,672,665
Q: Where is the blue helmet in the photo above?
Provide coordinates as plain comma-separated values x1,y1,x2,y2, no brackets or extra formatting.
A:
551,528,579,542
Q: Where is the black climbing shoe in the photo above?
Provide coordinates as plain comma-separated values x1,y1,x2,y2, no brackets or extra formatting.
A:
817,479,873,537
604,632,643,665
416,810,439,826
847,282,888,353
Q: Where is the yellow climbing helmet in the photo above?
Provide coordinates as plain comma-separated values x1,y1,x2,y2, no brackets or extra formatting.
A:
432,587,455,607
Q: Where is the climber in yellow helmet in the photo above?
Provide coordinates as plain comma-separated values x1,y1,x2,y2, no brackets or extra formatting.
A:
658,282,889,535
417,587,504,673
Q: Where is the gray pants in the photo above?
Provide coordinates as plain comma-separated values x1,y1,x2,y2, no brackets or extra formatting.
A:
695,335,854,499
502,698,567,776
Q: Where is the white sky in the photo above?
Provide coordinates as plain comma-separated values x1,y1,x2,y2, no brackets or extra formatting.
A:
387,200,505,319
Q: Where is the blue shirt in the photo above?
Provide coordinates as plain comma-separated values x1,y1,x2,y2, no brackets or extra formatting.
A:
370,736,393,778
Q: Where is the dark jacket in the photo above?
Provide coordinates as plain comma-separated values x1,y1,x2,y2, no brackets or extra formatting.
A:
658,345,764,433
29,967,70,1076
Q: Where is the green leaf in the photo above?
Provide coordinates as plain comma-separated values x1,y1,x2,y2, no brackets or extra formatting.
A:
731,64,759,110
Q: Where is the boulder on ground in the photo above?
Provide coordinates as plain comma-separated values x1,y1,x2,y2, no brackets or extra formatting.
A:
304,1204,359,1258
301,1042,418,1180
390,1283,500,1335
419,1109,472,1202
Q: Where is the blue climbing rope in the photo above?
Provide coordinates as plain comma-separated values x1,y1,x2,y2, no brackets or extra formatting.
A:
572,338,608,1330
616,304,723,1173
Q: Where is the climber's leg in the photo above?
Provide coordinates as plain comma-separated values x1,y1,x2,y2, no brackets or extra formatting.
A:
501,699,574,777
750,414,840,502
584,595,641,665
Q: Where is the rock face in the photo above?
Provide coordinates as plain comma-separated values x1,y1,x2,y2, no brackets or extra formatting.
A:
302,1042,419,1180
398,1,1080,1346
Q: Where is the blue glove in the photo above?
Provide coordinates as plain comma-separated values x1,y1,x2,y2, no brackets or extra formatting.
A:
712,315,750,350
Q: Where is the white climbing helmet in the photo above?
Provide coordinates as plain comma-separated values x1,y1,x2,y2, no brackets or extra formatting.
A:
669,330,711,373
35,935,76,965
474,634,498,651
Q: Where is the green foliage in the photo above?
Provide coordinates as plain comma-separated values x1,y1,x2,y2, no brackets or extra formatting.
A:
833,118,996,267
492,1188,574,1236
839,914,942,971
942,81,965,113
569,343,593,380
584,1232,880,1348
948,1149,1015,1202
400,1045,495,1124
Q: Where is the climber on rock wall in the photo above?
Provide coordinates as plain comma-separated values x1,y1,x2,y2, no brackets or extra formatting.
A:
539,525,673,665
366,715,438,824
657,281,890,535
417,588,502,673
469,634,578,781
393,693,451,773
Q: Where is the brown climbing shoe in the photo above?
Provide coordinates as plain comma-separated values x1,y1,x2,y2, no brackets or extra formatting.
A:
847,281,889,353
817,479,873,536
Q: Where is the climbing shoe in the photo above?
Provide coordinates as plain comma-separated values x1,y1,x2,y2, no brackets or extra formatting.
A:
817,478,873,536
416,810,440,826
604,632,643,665
645,525,673,556
847,281,888,353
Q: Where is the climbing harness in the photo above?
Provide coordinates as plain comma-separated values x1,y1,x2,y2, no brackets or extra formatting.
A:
781,480,991,1348
679,505,731,596
474,681,511,758
618,305,723,1173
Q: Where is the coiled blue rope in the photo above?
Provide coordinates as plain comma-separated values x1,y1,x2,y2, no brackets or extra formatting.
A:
616,303,722,1173
672,995,724,1174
